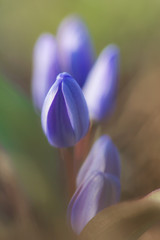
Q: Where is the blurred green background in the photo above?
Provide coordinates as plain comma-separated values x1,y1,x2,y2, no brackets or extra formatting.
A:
1,0,160,92
0,0,160,239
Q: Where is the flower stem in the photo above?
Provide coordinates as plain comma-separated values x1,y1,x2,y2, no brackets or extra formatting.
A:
74,121,98,175
60,147,75,199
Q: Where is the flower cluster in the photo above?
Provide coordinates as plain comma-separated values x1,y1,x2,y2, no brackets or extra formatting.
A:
32,15,121,235
32,16,94,112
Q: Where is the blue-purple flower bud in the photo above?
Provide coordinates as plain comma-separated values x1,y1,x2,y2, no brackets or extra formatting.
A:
32,33,60,111
41,72,90,147
57,16,94,88
76,135,121,187
68,171,120,234
83,45,120,121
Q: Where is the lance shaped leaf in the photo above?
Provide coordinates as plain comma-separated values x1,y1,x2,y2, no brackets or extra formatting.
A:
32,33,60,111
57,15,94,88
83,45,119,121
68,171,120,235
41,72,89,147
79,189,160,240
76,135,120,187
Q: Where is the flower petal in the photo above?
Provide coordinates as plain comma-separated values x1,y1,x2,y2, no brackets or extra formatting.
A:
41,72,89,147
57,15,94,87
32,33,60,111
76,135,120,187
68,171,120,234
83,45,120,121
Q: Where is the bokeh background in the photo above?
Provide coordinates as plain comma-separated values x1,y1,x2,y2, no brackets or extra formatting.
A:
0,0,160,239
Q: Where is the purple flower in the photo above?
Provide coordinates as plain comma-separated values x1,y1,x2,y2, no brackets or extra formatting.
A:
41,72,90,147
68,171,120,234
76,135,120,187
68,135,121,234
83,45,120,121
32,34,60,111
57,15,94,88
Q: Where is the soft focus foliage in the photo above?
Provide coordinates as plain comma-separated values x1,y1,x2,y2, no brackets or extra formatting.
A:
1,0,160,239
79,189,160,240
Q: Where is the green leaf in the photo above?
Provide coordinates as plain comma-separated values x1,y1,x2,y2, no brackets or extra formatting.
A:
79,189,160,240
0,75,64,220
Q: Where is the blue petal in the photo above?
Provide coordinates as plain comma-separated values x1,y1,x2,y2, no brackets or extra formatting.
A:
32,33,60,111
83,44,120,121
76,135,121,187
57,15,94,87
41,72,89,147
68,171,120,234
62,77,89,141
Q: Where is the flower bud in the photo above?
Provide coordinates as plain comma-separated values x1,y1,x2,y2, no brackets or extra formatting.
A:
32,33,60,111
57,16,94,88
68,171,120,234
83,45,120,121
76,135,120,187
41,72,90,147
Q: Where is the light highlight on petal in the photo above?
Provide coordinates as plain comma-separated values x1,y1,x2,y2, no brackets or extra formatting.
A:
32,33,60,111
57,16,94,87
68,171,120,234
41,72,90,147
83,45,120,121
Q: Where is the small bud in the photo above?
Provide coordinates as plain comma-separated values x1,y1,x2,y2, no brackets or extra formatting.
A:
41,72,90,147
32,34,60,111
68,171,120,234
57,16,94,88
83,45,120,121
76,135,120,187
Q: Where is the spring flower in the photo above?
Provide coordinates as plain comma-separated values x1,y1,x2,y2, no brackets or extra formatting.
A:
32,17,119,121
68,171,120,234
68,135,121,234
57,15,94,88
76,135,120,187
32,34,60,111
41,72,90,147
83,45,120,121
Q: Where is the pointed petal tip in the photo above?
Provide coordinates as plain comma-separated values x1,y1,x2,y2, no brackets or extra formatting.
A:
41,72,89,148
69,171,121,234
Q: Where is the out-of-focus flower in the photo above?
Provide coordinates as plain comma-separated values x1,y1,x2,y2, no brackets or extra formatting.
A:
32,17,120,121
32,34,60,111
57,16,94,88
76,135,120,187
68,135,121,234
83,45,120,121
41,72,90,147
68,171,120,234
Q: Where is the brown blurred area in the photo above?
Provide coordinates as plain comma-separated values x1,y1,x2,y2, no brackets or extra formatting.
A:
106,58,160,200
1,58,160,239
0,149,75,240
1,0,160,239
105,51,160,239
139,223,160,240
